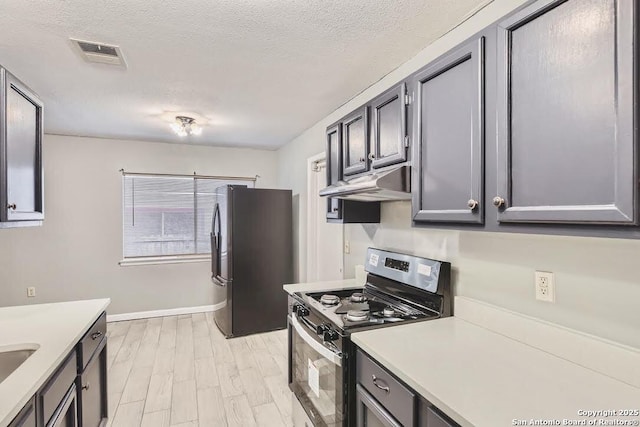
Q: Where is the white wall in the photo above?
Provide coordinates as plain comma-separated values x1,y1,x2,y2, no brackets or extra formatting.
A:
277,0,640,350
0,134,278,315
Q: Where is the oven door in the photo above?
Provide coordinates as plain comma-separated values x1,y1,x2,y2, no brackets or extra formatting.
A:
289,313,345,427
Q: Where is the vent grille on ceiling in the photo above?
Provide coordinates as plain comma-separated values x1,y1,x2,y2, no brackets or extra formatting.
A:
70,38,126,68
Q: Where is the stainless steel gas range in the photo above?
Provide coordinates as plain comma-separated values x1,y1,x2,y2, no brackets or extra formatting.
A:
287,248,452,427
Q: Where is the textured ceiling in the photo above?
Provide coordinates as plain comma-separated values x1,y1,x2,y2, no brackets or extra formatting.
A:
0,0,487,149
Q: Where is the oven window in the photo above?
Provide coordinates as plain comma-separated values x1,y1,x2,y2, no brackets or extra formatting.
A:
291,326,344,426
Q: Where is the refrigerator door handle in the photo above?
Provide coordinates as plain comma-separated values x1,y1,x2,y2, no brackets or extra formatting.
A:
212,275,232,287
211,203,221,278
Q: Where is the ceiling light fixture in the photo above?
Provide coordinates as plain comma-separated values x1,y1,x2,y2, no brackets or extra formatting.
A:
170,116,202,137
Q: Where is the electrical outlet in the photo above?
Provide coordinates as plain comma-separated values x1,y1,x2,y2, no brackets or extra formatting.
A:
535,271,555,302
344,240,351,254
27,287,36,298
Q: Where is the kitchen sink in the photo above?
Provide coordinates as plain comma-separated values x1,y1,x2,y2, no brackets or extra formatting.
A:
0,348,37,383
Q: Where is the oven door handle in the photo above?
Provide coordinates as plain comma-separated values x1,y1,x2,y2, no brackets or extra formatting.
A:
290,314,342,367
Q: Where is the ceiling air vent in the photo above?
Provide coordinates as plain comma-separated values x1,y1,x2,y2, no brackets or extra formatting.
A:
70,38,127,68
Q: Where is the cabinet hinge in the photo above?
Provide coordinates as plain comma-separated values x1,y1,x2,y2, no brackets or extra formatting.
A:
404,94,411,105
404,135,410,147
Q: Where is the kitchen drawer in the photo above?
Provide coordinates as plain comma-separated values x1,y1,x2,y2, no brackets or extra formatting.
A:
357,349,415,427
78,312,106,370
39,351,77,426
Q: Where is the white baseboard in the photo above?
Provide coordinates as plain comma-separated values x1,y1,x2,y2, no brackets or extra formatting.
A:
107,303,224,322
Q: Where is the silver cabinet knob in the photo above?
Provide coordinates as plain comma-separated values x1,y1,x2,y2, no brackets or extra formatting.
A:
492,196,505,208
7,204,16,210
368,153,376,161
467,199,478,210
82,382,90,391
359,157,366,162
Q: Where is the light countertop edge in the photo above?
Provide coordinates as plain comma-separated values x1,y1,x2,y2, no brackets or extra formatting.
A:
0,299,111,427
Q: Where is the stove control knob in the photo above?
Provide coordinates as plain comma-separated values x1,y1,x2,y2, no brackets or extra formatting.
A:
323,329,339,342
295,305,310,317
316,324,329,335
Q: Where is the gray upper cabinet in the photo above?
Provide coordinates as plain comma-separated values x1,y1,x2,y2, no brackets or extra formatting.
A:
370,83,408,169
494,0,636,225
342,106,369,176
326,123,342,220
324,122,381,224
412,37,485,224
0,67,44,223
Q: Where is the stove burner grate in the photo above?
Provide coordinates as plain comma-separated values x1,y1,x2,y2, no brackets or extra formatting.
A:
320,294,340,306
345,309,369,322
350,292,366,303
382,307,396,317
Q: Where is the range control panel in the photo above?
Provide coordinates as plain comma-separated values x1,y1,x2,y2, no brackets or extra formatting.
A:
365,247,449,294
384,258,410,272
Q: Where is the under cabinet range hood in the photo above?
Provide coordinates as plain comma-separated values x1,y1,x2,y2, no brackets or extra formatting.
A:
319,166,411,201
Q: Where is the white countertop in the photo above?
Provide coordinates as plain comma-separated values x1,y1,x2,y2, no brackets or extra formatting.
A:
0,299,110,427
352,316,640,427
283,279,359,295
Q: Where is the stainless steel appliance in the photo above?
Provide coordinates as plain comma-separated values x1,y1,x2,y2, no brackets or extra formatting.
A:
211,185,293,338
288,247,451,426
319,166,411,201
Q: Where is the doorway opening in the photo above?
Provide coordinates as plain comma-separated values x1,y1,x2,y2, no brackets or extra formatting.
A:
307,152,344,281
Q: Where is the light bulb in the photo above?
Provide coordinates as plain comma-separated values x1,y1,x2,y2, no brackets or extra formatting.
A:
170,116,202,137
170,122,187,137
190,124,202,136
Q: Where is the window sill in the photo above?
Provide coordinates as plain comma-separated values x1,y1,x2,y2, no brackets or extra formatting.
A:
119,254,210,267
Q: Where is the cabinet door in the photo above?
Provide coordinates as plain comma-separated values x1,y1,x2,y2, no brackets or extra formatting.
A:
79,339,108,427
370,83,408,169
355,384,402,427
412,37,484,224
1,70,44,221
342,106,369,176
326,123,342,219
495,0,636,224
8,397,36,427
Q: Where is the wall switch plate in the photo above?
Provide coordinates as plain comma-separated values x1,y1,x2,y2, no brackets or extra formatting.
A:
344,240,351,254
27,287,36,298
535,271,555,302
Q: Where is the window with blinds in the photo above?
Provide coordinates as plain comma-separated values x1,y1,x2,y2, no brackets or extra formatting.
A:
122,173,254,259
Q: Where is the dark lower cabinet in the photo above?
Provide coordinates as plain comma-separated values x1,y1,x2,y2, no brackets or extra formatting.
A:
419,404,458,427
356,348,460,427
39,353,77,426
78,338,108,427
46,385,77,427
8,312,108,427
356,350,415,427
8,397,36,427
356,384,402,427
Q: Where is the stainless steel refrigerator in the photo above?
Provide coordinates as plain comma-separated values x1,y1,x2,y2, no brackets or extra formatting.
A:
210,185,293,338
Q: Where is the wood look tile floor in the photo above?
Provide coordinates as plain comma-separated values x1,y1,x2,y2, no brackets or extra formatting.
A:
106,313,293,427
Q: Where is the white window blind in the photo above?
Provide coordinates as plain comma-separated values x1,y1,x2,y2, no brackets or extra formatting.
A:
122,173,254,259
